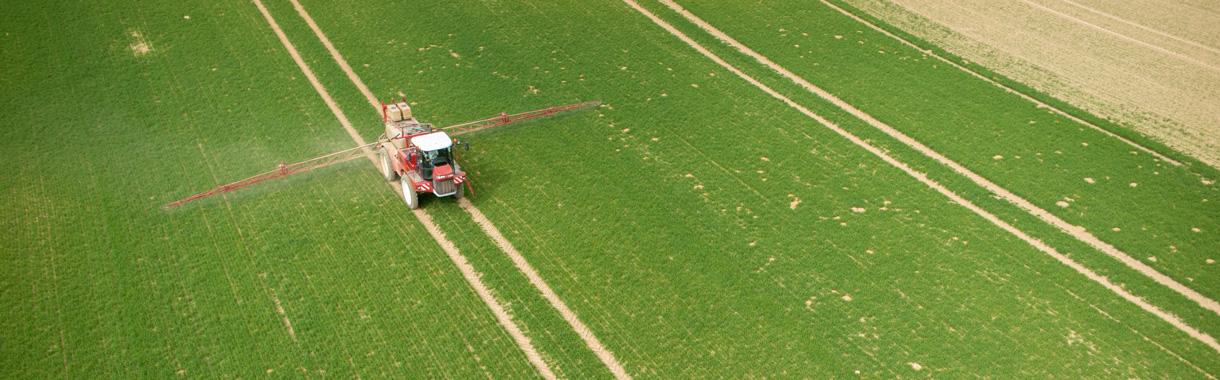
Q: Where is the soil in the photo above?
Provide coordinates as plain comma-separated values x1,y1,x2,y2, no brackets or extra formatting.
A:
130,42,150,56
272,294,297,343
128,31,152,56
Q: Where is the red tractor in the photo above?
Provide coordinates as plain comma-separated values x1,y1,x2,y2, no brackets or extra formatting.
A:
162,99,598,210
377,102,471,208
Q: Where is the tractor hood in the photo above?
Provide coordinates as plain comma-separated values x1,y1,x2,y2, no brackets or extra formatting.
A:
433,163,454,180
411,131,453,152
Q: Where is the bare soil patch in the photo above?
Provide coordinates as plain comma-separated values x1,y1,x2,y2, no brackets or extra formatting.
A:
272,293,298,343
128,31,153,56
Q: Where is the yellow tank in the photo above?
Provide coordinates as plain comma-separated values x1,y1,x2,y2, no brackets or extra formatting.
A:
385,122,406,149
385,104,403,122
397,102,412,120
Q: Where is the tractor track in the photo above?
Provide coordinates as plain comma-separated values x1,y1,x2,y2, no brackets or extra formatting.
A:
1015,0,1220,73
621,0,1220,353
249,0,558,378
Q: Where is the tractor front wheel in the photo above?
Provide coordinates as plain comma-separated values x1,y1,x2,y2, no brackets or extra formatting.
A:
380,148,398,182
400,176,419,209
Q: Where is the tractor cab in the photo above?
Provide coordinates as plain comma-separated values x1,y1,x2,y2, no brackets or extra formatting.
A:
379,128,466,207
410,132,455,181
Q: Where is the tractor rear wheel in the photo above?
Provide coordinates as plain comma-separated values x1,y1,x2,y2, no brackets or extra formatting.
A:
400,176,419,209
380,148,398,181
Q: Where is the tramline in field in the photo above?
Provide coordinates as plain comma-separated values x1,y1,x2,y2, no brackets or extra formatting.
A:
162,100,599,209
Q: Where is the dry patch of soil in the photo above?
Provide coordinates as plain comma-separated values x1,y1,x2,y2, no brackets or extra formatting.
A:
272,293,298,343
128,31,152,56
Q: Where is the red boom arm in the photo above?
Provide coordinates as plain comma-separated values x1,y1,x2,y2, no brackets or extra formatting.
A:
441,101,600,136
162,141,380,209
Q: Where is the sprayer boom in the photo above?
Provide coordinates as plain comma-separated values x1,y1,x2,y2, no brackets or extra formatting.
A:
162,101,598,209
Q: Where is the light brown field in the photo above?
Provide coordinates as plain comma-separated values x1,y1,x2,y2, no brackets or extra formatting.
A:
842,0,1220,169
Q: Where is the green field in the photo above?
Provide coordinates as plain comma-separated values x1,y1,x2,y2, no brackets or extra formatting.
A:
3,0,1218,378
